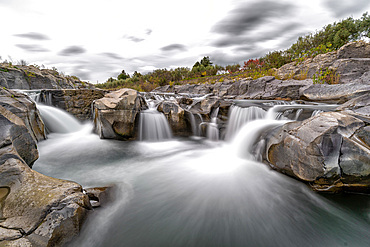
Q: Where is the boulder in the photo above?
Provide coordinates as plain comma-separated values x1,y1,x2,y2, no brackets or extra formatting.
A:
157,100,191,136
300,83,370,103
264,112,370,193
0,157,91,246
336,94,370,117
0,88,45,142
93,88,147,140
337,40,370,59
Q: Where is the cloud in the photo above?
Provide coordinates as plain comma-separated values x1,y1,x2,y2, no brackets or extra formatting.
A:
123,35,145,42
323,0,370,17
212,1,296,36
146,29,153,35
100,52,124,60
160,44,187,52
14,32,50,40
15,44,49,52
59,46,86,56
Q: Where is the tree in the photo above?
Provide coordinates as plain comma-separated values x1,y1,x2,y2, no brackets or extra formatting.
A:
118,70,130,80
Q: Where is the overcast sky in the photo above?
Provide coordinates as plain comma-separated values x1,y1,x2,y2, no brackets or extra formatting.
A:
1,0,370,83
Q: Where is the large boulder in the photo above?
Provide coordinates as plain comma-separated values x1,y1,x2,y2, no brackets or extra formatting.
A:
93,88,147,140
264,112,370,193
0,157,91,246
0,63,93,90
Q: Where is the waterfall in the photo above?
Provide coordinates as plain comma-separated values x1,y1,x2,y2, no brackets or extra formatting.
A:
37,104,84,133
206,107,219,141
225,105,266,141
138,104,172,141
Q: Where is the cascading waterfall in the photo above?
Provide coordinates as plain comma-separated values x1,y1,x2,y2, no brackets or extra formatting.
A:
225,105,266,141
29,96,369,247
206,107,219,141
138,102,172,141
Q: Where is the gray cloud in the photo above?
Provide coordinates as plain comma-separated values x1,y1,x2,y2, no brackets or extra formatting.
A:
212,1,296,36
100,52,124,60
146,29,153,35
323,0,370,17
14,32,50,40
123,35,145,42
15,44,49,52
160,44,187,52
59,46,86,56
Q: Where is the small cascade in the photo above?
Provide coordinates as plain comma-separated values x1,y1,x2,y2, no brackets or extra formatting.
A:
187,112,197,136
225,105,266,141
37,104,84,133
206,107,219,141
138,103,172,141
311,109,324,117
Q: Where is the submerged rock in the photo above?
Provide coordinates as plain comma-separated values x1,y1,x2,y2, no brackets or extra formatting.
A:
93,88,147,140
264,112,370,193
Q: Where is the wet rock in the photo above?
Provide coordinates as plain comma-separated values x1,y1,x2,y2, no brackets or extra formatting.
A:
157,100,191,136
0,88,46,142
336,94,370,117
84,186,115,208
93,88,147,140
264,112,370,193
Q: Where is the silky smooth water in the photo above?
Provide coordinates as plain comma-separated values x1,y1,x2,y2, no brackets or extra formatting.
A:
33,105,370,247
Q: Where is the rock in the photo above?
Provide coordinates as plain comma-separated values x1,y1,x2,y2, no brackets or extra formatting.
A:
37,89,106,120
237,77,312,100
264,112,370,193
157,100,191,136
84,186,115,208
0,157,91,246
0,63,93,90
337,40,370,59
336,94,370,117
276,41,370,84
0,88,46,142
300,83,370,103
93,88,147,140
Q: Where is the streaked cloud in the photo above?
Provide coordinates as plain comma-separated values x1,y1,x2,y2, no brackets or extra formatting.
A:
14,32,50,40
323,0,370,17
59,46,86,56
15,44,49,52
160,44,187,52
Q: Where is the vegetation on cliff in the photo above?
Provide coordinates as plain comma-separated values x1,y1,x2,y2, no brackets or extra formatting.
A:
95,12,370,91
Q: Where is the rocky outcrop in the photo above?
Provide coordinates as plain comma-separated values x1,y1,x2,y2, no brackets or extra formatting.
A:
336,94,370,117
0,89,91,246
93,88,147,140
0,63,94,90
276,41,370,84
300,83,370,103
264,111,370,193
37,89,106,120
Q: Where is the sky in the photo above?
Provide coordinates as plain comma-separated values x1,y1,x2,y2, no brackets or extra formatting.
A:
1,0,370,83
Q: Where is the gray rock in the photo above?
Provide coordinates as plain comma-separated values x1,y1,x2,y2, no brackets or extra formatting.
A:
264,112,370,193
337,40,370,59
0,64,93,90
157,100,191,137
300,83,370,103
93,88,147,140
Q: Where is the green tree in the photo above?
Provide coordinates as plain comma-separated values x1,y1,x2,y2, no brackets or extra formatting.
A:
118,70,130,80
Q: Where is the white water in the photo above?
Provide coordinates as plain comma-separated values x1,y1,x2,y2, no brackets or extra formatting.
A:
225,105,266,141
138,108,172,141
32,102,370,247
37,104,84,133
